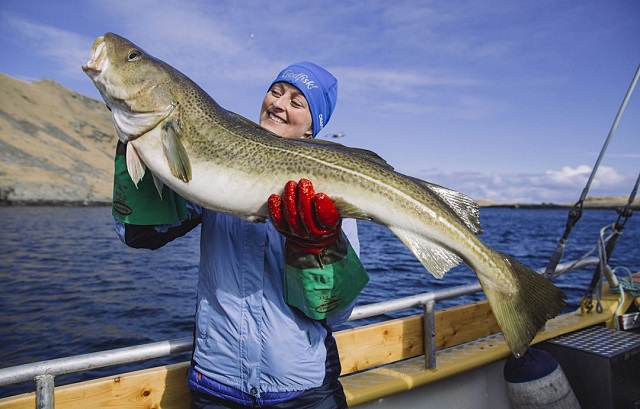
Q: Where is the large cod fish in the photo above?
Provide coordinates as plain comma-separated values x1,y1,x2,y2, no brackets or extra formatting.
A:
83,32,565,357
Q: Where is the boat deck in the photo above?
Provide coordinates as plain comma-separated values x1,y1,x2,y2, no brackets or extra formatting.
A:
1,287,635,409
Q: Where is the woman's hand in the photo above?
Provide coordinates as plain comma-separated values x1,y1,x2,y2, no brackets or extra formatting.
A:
268,178,341,254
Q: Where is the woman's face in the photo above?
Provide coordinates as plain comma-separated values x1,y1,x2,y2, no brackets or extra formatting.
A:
259,82,313,139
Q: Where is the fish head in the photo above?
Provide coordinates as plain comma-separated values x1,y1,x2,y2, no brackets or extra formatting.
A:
82,32,176,143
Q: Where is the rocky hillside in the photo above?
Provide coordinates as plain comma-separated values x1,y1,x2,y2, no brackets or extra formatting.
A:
1,73,636,209
0,73,117,205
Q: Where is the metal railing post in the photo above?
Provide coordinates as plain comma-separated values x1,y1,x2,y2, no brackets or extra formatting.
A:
423,300,436,369
35,374,54,409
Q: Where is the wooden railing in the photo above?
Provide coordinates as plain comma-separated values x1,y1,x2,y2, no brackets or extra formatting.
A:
0,301,501,409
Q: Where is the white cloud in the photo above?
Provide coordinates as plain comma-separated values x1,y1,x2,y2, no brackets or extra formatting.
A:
337,66,478,96
542,165,593,187
538,165,627,189
415,164,635,204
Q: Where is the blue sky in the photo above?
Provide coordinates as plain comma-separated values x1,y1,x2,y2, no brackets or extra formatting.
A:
1,0,639,203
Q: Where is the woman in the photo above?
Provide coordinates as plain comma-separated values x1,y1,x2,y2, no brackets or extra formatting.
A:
113,62,369,409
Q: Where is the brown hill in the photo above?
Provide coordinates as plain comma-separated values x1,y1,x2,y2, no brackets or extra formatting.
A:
1,73,637,209
0,73,117,204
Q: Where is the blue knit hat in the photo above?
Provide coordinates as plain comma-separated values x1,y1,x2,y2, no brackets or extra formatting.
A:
269,62,338,138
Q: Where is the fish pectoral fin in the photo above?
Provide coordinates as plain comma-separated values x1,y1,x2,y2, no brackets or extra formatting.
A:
389,227,461,279
161,118,192,183
126,143,147,187
332,197,372,220
409,178,482,235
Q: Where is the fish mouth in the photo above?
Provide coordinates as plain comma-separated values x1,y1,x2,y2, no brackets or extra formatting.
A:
81,36,107,77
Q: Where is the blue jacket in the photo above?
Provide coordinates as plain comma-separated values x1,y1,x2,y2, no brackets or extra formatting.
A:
116,203,363,403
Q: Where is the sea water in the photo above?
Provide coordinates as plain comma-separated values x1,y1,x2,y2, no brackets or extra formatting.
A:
0,206,638,396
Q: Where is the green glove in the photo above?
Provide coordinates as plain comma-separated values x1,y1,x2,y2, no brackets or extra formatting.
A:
283,235,369,320
112,141,187,225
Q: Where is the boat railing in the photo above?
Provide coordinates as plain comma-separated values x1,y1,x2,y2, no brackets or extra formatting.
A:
350,257,601,368
0,257,601,408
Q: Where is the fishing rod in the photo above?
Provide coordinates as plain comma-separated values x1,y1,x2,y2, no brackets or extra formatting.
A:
579,171,639,314
603,171,639,272
544,63,640,279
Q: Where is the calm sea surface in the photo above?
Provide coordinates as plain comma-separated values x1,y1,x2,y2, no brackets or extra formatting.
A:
1,206,639,397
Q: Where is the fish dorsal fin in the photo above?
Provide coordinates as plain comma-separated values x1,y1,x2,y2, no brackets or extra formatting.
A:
410,178,482,235
126,143,147,187
161,118,192,183
227,110,264,130
226,109,394,171
302,138,395,171
389,226,462,279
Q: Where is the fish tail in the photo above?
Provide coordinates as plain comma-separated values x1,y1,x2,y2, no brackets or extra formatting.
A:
480,251,567,357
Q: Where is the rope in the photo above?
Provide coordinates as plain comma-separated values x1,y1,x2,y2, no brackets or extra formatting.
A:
579,171,640,310
611,266,640,330
611,266,640,297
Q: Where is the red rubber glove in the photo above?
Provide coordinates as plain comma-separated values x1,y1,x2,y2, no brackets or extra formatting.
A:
268,178,341,254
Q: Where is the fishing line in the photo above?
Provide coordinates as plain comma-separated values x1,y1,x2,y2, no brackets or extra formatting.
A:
544,62,640,279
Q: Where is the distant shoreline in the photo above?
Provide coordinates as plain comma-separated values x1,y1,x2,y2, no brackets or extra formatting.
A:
0,200,111,207
480,203,638,210
2,199,637,211
478,197,639,211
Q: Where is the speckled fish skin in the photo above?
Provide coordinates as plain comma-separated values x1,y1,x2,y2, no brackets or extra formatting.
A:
83,32,566,357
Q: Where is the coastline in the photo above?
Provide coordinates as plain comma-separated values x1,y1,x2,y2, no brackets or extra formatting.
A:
479,202,640,210
2,199,636,210
0,199,111,207
477,197,639,211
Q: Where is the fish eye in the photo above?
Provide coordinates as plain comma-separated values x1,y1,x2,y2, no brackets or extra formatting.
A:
127,50,142,61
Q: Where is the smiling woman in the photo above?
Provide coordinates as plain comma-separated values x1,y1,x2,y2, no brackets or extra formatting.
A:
259,61,339,140
81,32,567,366
83,32,371,408
260,82,313,138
